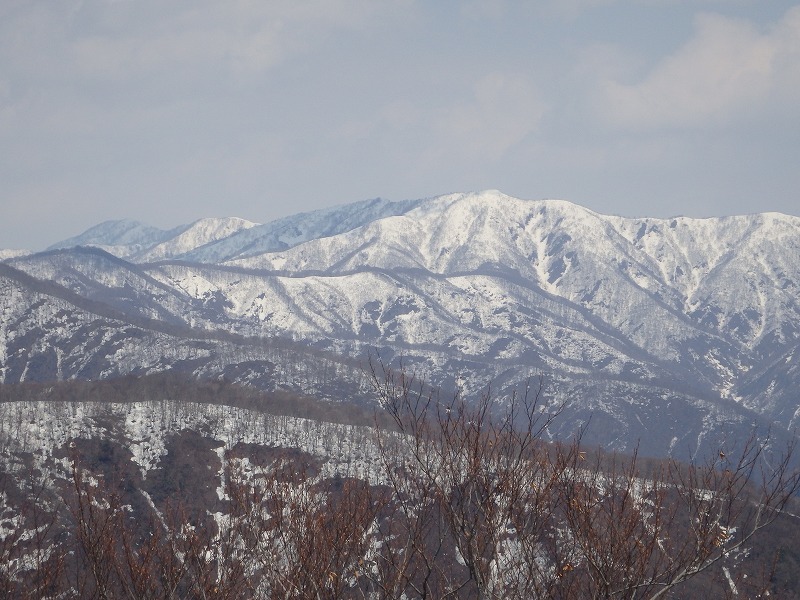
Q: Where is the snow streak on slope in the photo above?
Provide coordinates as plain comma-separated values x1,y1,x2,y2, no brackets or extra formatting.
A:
607,212,800,350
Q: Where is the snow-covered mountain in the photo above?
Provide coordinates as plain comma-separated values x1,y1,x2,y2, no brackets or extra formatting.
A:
131,217,259,262
179,197,426,263
3,190,800,459
47,216,260,262
47,218,177,257
0,260,364,400
44,198,424,264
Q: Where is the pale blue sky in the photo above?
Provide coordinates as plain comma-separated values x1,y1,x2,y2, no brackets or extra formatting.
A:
2,0,799,250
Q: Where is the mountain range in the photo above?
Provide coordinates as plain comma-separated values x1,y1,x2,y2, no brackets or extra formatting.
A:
3,190,799,459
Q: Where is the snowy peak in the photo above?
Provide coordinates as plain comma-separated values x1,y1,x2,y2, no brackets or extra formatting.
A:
44,194,800,276
180,197,426,263
131,217,259,262
220,191,800,359
48,219,174,256
225,192,800,300
5,190,800,459
226,192,623,276
48,217,260,263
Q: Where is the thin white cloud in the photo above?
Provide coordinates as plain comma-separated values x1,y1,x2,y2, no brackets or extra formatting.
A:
337,72,546,166
1,0,406,81
459,0,510,21
427,73,547,163
545,0,617,19
2,0,799,250
599,6,800,129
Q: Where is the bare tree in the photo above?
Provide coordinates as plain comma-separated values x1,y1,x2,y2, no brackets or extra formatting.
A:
2,371,797,599
553,432,800,599
250,460,379,599
369,360,800,599
0,469,65,599
370,359,575,599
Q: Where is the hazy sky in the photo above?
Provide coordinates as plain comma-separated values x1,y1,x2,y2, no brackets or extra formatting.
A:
2,1,799,250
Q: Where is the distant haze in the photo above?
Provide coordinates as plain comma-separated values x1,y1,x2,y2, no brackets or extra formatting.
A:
1,1,799,251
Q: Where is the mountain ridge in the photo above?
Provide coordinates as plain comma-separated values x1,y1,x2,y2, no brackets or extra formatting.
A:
3,190,799,459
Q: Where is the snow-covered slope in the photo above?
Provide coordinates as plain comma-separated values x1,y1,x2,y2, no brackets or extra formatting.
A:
0,261,364,400
5,191,800,458
47,199,426,264
47,217,260,262
211,191,798,394
47,219,177,258
131,217,259,262
177,197,426,263
0,385,795,599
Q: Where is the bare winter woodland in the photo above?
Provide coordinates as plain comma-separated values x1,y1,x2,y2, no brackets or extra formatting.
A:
0,371,799,599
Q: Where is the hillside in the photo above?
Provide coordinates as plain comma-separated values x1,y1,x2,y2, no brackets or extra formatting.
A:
0,377,797,598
